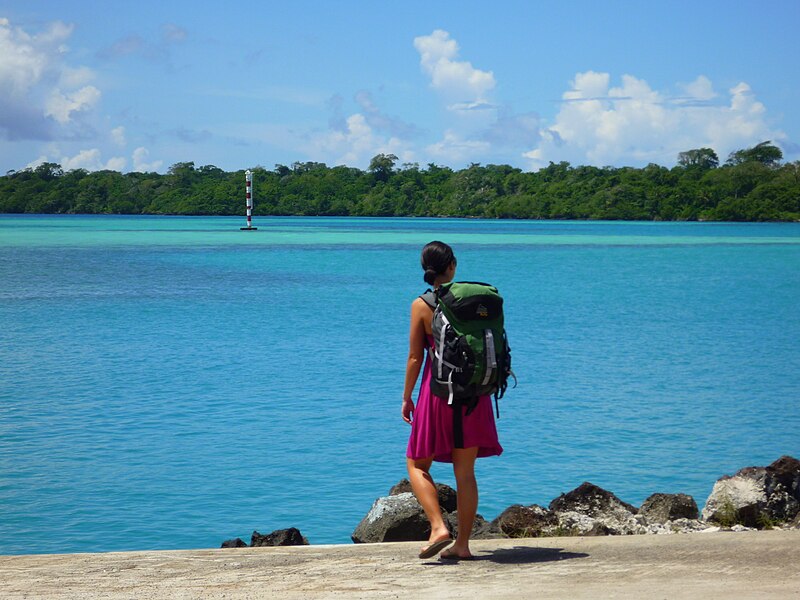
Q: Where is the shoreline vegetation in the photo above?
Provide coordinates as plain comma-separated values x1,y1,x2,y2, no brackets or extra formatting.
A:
2,142,799,221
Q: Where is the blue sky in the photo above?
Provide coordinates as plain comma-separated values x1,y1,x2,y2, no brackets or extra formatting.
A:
1,0,798,174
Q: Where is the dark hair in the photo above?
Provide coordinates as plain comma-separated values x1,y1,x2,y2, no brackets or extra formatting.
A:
421,241,456,286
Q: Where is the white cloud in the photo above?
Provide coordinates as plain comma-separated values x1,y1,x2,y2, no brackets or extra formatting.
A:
353,90,419,138
59,65,95,89
58,149,124,171
45,85,101,124
27,148,125,172
105,155,127,171
132,147,163,172
307,113,413,167
25,155,49,170
111,126,126,146
678,75,717,103
0,18,71,98
562,70,611,101
414,30,495,107
0,17,102,140
524,72,786,169
447,101,496,112
426,130,490,164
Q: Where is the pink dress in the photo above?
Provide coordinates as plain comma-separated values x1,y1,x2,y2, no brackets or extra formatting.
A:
406,335,503,463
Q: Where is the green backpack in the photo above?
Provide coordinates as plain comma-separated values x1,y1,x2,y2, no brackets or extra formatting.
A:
421,281,515,419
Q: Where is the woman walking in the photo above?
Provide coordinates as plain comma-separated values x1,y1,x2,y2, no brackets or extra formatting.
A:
402,241,503,560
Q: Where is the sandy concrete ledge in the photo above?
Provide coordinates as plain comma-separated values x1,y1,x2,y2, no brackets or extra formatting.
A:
1,530,798,599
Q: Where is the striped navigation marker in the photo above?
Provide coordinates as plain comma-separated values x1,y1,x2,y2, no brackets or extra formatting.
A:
240,169,258,231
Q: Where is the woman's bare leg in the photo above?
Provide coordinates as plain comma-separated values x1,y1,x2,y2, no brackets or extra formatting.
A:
448,446,479,557
407,456,450,546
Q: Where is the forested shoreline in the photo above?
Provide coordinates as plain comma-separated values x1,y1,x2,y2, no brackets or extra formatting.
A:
1,142,798,221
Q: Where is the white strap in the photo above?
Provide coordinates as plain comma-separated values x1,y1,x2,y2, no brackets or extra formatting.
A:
447,370,454,405
436,313,450,380
482,329,496,386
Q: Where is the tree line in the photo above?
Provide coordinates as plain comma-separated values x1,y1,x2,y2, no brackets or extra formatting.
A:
1,141,798,221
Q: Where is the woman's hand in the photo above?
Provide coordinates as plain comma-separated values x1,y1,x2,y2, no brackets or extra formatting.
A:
402,398,415,424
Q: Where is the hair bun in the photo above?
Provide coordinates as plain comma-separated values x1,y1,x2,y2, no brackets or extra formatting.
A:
420,240,455,286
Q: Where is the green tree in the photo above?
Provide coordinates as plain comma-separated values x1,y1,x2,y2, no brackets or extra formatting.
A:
2,152,798,221
368,153,398,183
677,148,719,170
725,141,783,168
34,162,64,181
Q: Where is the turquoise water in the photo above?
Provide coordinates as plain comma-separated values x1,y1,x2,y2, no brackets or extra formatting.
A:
1,215,799,554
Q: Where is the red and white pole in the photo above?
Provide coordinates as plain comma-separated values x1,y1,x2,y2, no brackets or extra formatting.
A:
240,169,257,230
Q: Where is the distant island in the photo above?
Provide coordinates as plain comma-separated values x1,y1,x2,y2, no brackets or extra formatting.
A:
2,141,798,221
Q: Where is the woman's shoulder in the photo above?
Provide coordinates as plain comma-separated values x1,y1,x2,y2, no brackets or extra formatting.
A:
416,290,436,310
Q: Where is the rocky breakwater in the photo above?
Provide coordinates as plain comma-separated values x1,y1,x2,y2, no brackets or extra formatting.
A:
221,527,309,548
352,455,800,543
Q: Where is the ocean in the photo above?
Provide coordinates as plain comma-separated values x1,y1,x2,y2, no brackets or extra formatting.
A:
1,214,798,554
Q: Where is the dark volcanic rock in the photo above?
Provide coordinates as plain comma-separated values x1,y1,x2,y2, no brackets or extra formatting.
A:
220,537,248,548
764,456,800,522
549,482,642,535
702,455,800,528
639,493,699,524
550,482,638,515
388,479,413,495
251,528,309,547
389,479,458,513
445,511,506,540
352,492,433,543
491,504,556,538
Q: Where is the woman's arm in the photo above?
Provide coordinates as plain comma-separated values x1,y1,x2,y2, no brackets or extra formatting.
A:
402,299,429,424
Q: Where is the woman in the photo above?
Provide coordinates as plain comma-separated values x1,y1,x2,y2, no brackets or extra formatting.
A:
402,241,503,560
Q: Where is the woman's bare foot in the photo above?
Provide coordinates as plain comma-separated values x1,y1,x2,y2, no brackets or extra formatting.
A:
418,526,452,559
440,545,474,560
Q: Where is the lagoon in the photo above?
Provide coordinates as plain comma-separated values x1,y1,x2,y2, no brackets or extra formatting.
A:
1,215,799,554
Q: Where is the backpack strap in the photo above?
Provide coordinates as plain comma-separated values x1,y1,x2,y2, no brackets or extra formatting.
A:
452,396,481,448
453,399,465,449
419,289,436,310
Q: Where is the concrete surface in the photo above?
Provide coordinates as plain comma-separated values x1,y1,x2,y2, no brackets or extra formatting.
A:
1,530,799,599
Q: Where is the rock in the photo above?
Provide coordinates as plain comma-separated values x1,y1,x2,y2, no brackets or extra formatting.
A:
668,518,709,534
702,456,800,528
640,493,699,524
472,517,507,540
352,492,433,543
550,482,639,515
547,511,612,536
220,537,248,548
445,511,506,540
251,528,309,547
764,456,800,522
388,479,413,495
548,482,642,535
644,523,671,535
491,504,556,538
389,479,458,513
701,526,721,533
702,467,768,527
644,518,708,535
731,524,756,532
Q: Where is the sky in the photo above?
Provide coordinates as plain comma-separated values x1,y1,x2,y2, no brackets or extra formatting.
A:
1,0,798,174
